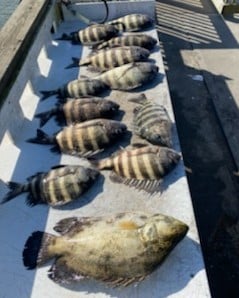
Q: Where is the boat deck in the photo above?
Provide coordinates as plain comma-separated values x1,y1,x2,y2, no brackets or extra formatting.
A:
0,1,210,297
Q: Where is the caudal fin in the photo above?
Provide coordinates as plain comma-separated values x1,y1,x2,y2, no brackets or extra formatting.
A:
23,231,56,269
27,129,55,145
55,33,72,41
35,109,57,127
1,181,27,204
40,90,58,101
65,57,80,69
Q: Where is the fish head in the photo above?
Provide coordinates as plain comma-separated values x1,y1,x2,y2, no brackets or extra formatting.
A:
103,120,127,138
99,100,120,117
136,47,150,60
158,147,181,173
77,166,99,182
147,37,157,49
143,125,172,147
139,214,188,250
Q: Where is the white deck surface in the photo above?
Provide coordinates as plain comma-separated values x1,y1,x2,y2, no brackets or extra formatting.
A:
0,2,210,298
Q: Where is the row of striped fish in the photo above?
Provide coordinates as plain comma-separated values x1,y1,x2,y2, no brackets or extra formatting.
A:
57,14,154,45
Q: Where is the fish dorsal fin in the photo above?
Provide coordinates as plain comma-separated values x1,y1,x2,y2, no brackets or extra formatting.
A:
50,165,67,170
54,216,100,235
128,93,148,105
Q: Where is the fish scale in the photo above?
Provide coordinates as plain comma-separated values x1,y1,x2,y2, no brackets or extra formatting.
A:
23,212,188,286
1,165,99,207
27,119,127,157
131,95,173,147
96,34,157,50
91,145,181,193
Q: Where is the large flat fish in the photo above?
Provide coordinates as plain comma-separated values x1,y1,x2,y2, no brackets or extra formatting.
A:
108,14,154,32
90,145,181,193
95,62,158,91
130,93,173,147
27,119,127,157
95,34,157,51
23,212,188,286
1,165,98,207
66,46,150,71
40,78,107,101
35,97,120,127
56,23,119,45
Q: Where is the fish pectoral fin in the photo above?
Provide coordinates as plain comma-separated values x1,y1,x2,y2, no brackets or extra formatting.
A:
48,257,87,284
104,275,146,287
109,171,124,184
54,216,101,235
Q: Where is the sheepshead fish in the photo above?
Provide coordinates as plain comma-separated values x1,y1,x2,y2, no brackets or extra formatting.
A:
1,165,98,207
40,78,106,101
35,97,120,127
23,212,188,286
130,94,173,147
90,145,181,193
95,34,157,51
56,23,119,45
27,119,127,157
95,62,158,91
66,46,150,71
108,14,154,32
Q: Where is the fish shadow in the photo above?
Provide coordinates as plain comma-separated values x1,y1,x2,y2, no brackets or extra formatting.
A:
53,174,105,211
56,236,206,297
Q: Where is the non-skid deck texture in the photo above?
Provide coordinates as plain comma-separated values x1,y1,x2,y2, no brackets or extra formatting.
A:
155,0,239,297
0,5,210,298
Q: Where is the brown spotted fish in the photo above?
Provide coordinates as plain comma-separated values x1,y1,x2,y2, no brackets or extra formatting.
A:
23,212,188,286
130,94,173,147
95,62,158,91
1,165,98,207
108,14,154,32
91,145,181,193
40,78,107,101
56,23,119,45
66,46,150,71
95,34,157,51
27,119,127,157
35,97,120,127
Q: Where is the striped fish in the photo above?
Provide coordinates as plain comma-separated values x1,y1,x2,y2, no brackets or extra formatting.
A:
23,212,188,285
66,46,150,71
108,14,154,32
95,34,157,50
130,94,173,147
56,24,119,45
27,119,127,157
1,165,99,207
40,78,107,101
95,62,158,91
35,97,120,127
90,145,181,193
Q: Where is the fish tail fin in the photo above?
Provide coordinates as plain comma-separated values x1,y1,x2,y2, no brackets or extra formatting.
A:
1,181,27,204
55,33,72,41
23,231,57,269
88,157,112,171
35,109,57,127
27,129,55,145
65,57,80,69
40,90,58,101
